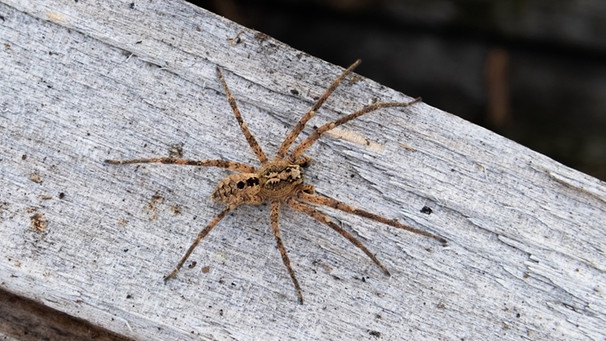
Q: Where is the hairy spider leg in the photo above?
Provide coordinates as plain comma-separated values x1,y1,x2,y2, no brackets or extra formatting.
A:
105,158,256,173
275,59,362,160
284,197,390,276
270,200,304,304
164,206,234,281
289,98,422,163
216,66,269,164
296,191,447,245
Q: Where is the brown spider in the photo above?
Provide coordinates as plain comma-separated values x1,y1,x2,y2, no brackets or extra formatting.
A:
105,59,446,304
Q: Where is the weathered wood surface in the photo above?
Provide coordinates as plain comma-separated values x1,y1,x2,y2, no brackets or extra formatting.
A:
1,1,605,340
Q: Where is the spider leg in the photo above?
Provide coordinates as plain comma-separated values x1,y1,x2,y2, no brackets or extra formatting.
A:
105,158,256,173
270,200,304,304
296,191,447,245
275,60,362,161
289,98,422,162
292,155,312,167
216,66,269,164
164,206,233,281
284,197,390,276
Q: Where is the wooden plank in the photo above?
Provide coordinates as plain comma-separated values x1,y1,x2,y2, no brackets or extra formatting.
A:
0,288,131,341
1,0,605,340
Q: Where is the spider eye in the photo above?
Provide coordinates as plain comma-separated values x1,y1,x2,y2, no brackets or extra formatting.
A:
237,181,245,189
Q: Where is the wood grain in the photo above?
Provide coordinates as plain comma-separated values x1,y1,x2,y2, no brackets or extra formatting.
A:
1,1,605,340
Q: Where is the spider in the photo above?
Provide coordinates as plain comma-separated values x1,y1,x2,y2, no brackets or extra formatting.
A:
105,59,447,304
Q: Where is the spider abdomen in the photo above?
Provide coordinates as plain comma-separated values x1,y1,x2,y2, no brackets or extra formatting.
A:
212,173,262,206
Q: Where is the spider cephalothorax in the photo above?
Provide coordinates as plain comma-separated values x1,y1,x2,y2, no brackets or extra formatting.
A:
106,59,446,303
257,161,304,198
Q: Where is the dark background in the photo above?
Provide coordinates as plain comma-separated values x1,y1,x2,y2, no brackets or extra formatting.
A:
192,0,606,181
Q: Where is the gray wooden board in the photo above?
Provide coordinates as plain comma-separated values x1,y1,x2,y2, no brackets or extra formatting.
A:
1,1,605,340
